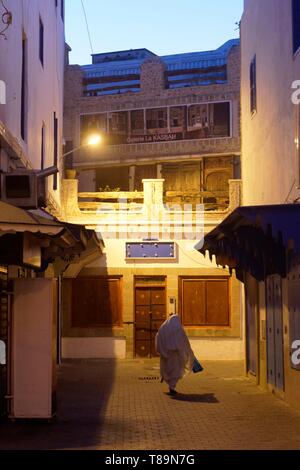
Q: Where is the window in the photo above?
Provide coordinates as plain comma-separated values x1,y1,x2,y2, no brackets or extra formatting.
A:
170,106,186,130
292,0,300,54
180,277,230,327
71,277,122,327
39,17,44,66
41,124,45,169
21,35,27,141
53,112,58,190
209,102,231,137
250,56,257,114
146,108,168,132
188,104,208,130
108,112,127,134
188,103,230,137
61,0,64,22
131,109,144,133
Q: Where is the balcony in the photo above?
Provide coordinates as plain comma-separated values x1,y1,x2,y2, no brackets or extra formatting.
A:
60,178,242,240
77,189,230,213
74,137,241,168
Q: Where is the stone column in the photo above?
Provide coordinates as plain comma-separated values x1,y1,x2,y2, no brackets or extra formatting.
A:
61,178,82,220
129,166,136,191
228,179,242,211
142,179,165,219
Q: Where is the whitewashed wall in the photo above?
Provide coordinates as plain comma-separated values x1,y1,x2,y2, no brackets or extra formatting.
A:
0,0,65,207
241,0,300,206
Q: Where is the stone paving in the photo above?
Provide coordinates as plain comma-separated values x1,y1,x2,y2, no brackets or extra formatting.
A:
0,359,300,450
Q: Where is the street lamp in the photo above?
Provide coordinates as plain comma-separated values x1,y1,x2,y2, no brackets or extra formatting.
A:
62,133,102,178
62,133,102,158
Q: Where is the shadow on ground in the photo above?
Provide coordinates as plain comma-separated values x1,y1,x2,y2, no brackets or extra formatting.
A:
169,393,219,403
0,359,118,450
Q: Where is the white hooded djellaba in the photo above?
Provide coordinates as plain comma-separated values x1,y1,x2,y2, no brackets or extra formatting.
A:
155,314,195,391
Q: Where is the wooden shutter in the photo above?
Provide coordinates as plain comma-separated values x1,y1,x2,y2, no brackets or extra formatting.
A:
181,278,229,327
72,277,122,327
134,165,157,191
182,280,206,326
206,280,229,325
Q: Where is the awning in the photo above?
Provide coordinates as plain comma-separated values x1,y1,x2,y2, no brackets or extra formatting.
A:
197,205,300,282
0,201,64,236
0,202,102,270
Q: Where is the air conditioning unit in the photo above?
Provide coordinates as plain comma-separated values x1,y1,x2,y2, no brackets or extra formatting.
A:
0,168,55,209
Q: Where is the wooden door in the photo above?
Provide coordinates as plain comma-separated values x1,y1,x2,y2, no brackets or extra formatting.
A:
135,286,166,358
266,275,285,390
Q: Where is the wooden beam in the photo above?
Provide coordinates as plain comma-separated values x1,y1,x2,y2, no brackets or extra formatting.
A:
78,191,144,200
78,202,143,210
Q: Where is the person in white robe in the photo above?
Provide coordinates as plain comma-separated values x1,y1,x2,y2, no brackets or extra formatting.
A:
155,314,195,395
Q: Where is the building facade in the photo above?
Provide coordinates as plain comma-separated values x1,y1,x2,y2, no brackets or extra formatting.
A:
62,41,244,361
0,0,100,420
0,0,65,212
200,0,300,412
241,0,300,410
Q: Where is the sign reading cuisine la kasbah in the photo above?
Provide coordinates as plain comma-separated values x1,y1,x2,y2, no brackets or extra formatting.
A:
80,102,231,146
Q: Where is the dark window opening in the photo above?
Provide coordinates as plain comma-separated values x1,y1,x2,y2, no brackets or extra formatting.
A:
96,166,129,192
250,56,257,114
5,175,31,199
212,102,231,136
53,112,58,190
293,0,300,54
21,36,27,141
39,17,44,66
61,0,64,22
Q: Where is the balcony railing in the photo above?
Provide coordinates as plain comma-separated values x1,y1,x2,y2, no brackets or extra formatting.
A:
78,189,230,213
60,178,242,237
74,137,241,168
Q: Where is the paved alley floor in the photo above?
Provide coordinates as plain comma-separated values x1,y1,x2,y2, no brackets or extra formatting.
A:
1,359,300,450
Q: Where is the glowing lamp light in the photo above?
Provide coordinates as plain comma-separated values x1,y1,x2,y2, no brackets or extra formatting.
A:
87,134,102,146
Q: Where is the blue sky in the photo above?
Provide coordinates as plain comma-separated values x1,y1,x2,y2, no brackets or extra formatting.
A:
65,0,244,65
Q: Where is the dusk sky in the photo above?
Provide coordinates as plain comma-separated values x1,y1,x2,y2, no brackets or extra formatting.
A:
65,0,244,65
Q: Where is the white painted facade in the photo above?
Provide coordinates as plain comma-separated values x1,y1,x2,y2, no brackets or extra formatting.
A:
241,0,300,206
60,178,245,361
241,0,300,411
0,0,65,208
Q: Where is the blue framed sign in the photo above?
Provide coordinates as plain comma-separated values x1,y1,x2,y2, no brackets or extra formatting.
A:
126,242,176,260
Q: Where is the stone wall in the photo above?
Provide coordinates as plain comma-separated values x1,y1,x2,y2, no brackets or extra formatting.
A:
64,44,241,165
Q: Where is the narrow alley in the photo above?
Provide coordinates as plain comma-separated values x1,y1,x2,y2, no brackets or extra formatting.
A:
0,360,300,450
